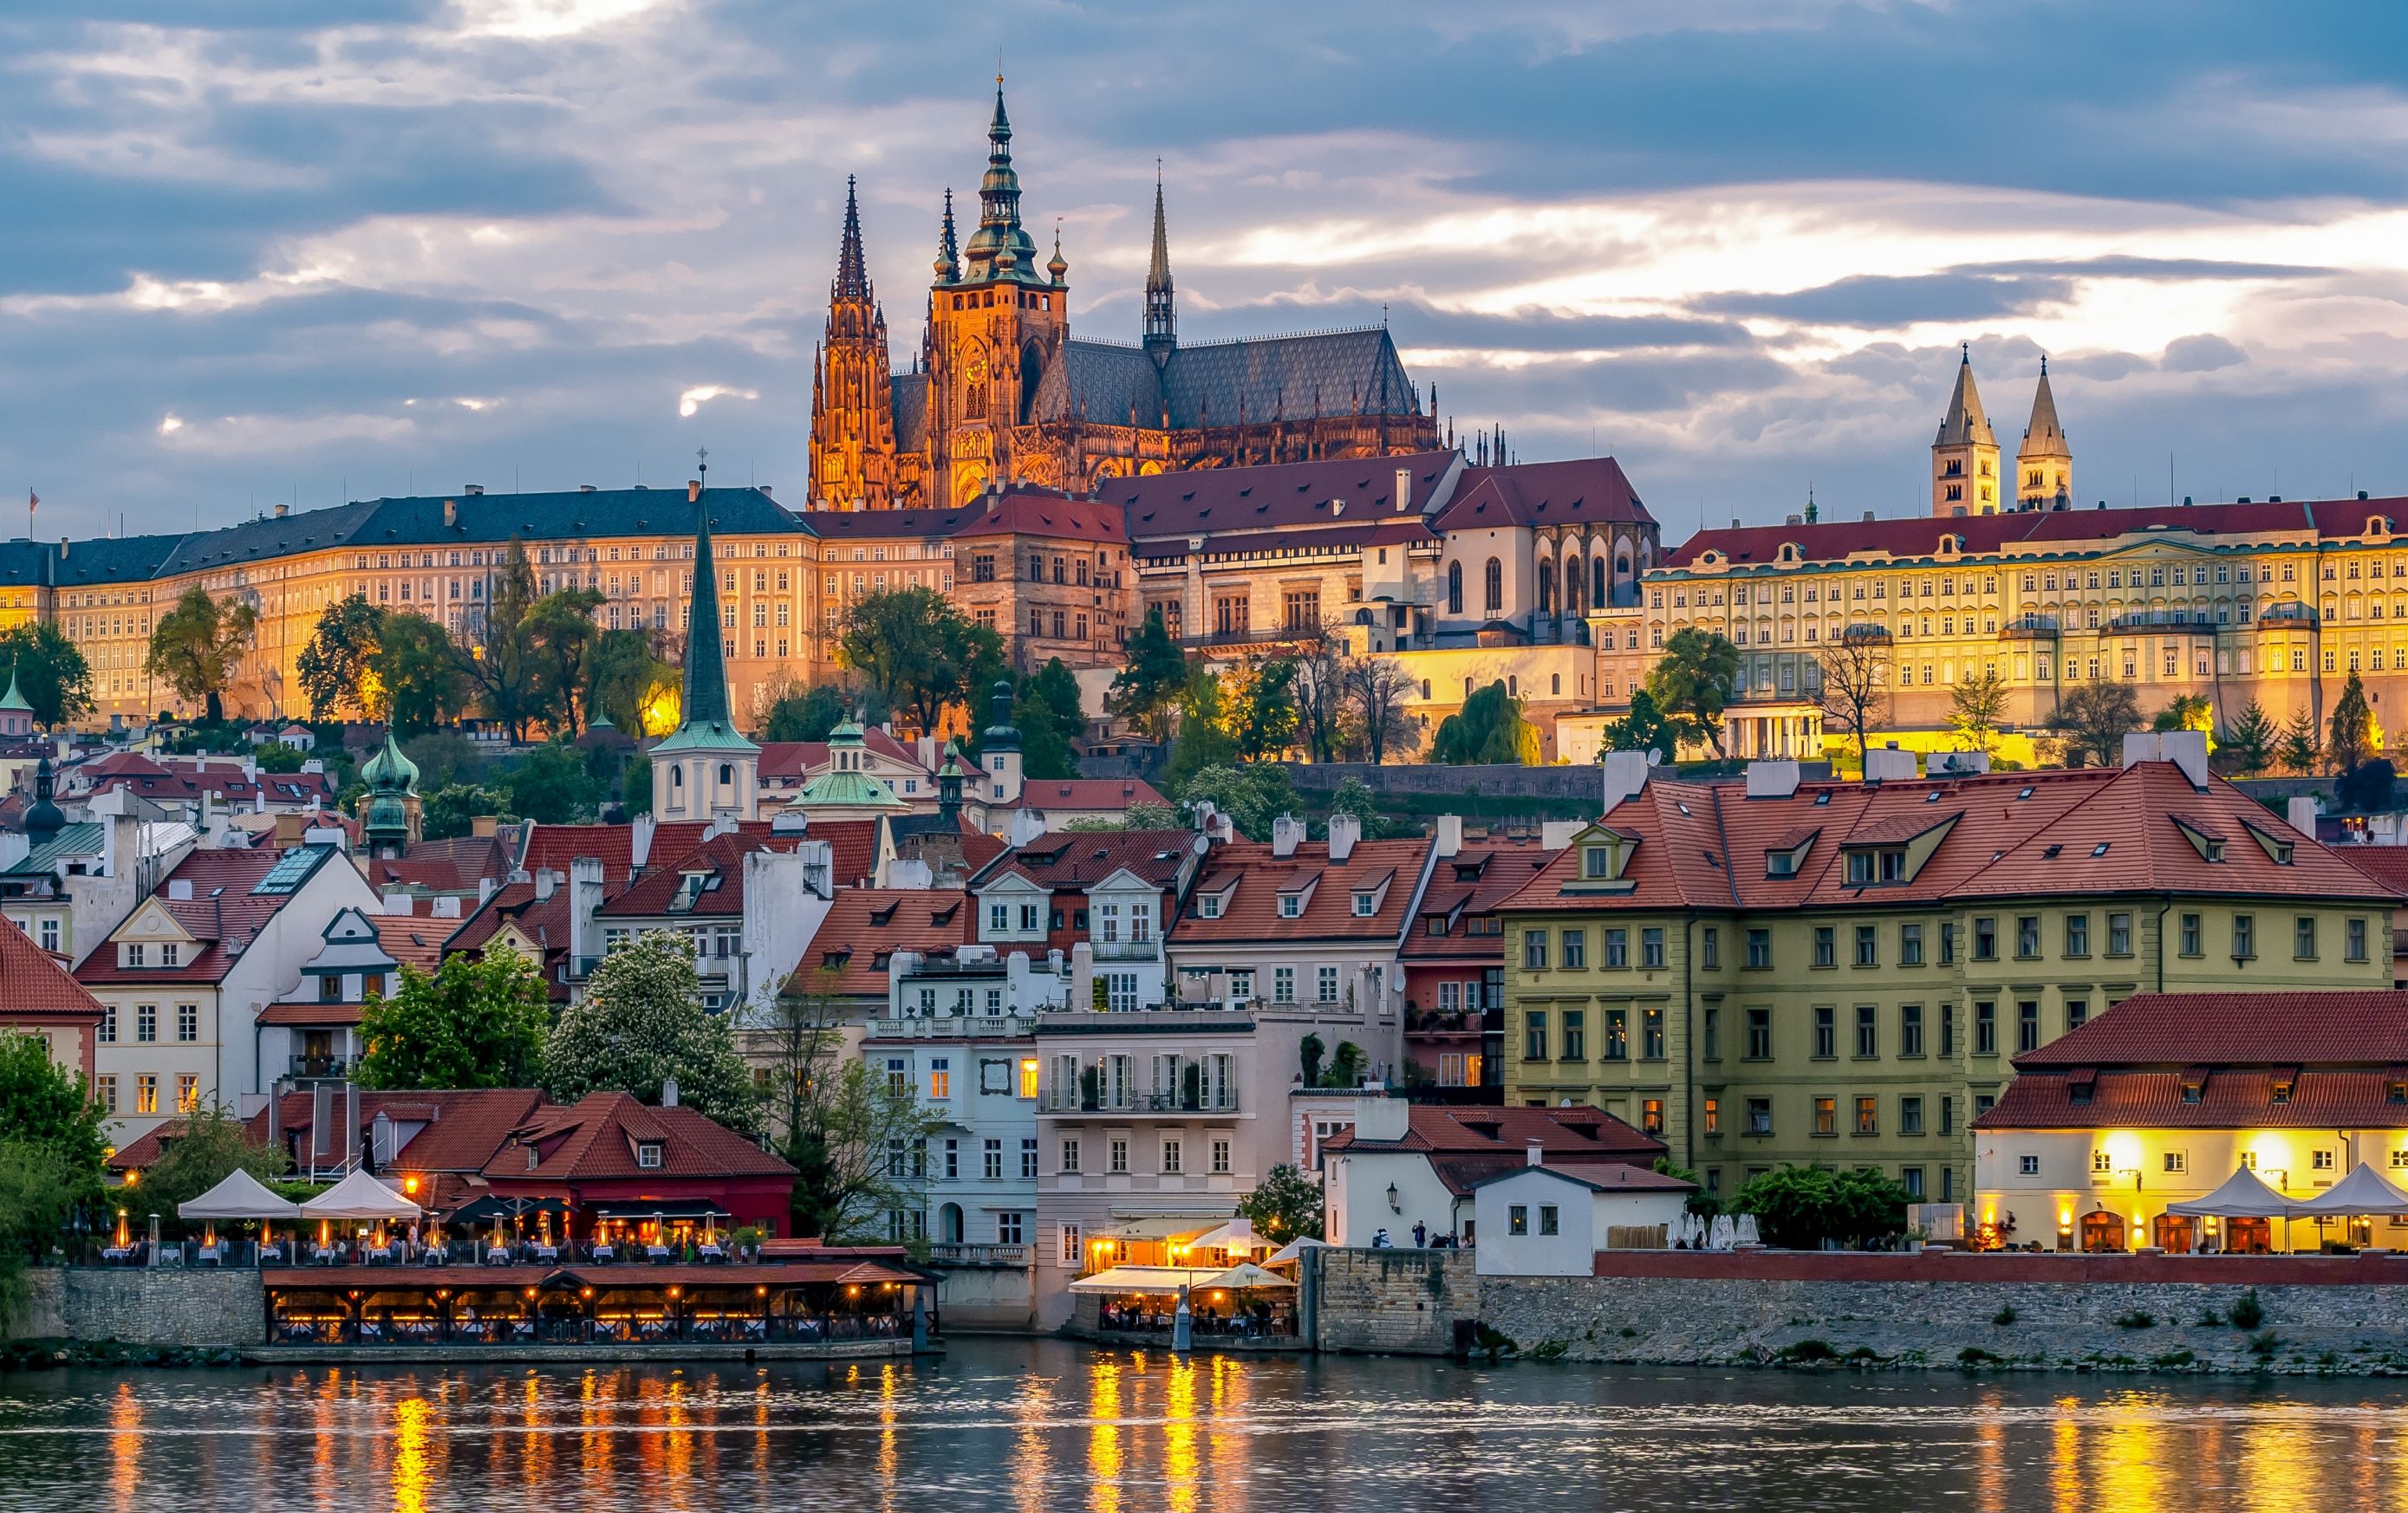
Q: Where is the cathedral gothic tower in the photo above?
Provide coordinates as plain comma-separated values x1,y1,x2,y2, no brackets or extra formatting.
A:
922,81,1071,505
2016,357,2073,510
807,179,907,510
1930,345,2001,516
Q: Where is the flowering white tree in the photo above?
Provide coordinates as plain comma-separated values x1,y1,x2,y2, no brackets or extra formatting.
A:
539,932,760,1133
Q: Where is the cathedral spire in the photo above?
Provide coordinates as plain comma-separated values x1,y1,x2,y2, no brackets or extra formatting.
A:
1143,166,1176,357
934,188,960,282
834,174,869,300
966,78,1038,282
680,471,733,735
1935,341,1995,448
2016,354,2072,510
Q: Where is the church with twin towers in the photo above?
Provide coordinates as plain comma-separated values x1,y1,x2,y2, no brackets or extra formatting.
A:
805,84,1440,510
1930,346,2074,516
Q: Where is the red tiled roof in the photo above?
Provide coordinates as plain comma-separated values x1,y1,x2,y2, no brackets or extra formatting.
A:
374,913,452,972
598,831,782,919
1173,836,1431,944
1979,1068,2408,1131
109,1088,545,1172
947,489,1129,545
0,918,102,1018
1496,763,2394,915
999,778,1168,813
77,751,336,808
256,1000,362,1027
789,888,973,998
973,828,1200,893
758,730,928,783
1324,1103,1664,1195
365,831,520,893
1403,839,1561,963
2014,991,2408,1068
75,847,332,985
2340,847,2408,899
799,505,978,539
486,1092,793,1182
1431,457,1651,531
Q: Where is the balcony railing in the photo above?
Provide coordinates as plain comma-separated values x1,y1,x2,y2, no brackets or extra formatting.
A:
1038,1088,1240,1115
290,1055,354,1080
1997,616,2058,640
2104,610,2222,634
1090,939,1163,962
865,1015,1038,1040
925,1243,1030,1267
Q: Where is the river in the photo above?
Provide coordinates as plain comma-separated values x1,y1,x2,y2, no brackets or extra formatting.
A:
2,1339,2404,1510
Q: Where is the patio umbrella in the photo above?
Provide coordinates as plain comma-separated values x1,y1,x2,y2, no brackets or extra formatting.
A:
299,1168,422,1222
177,1168,299,1221
1263,1236,1328,1267
2289,1163,2408,1247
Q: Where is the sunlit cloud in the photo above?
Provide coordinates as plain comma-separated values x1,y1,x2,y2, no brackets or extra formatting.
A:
678,385,758,418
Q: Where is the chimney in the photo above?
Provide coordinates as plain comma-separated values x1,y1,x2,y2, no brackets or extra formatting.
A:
757,484,773,499
432,895,462,919
57,536,68,559
569,856,605,970
1862,746,1919,783
273,503,290,518
578,484,597,493
472,815,498,838
443,499,458,528
1434,814,1464,859
687,478,702,503
478,876,496,905
1744,760,1801,799
1395,467,1411,513
381,889,413,915
166,878,193,901
1540,820,1581,848
1526,1139,1544,1168
2120,730,2207,789
1271,814,1303,859
1862,510,1876,523
2289,795,2321,840
465,484,485,496
1326,811,1360,863
1601,750,1654,813
661,1077,679,1108
533,868,559,901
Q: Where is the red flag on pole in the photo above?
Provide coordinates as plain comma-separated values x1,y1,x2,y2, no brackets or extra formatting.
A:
25,491,35,514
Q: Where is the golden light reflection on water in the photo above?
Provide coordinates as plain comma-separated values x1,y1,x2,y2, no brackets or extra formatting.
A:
390,1397,431,1513
1973,1393,2005,1513
2088,1393,2159,1513
1207,1355,1249,1513
876,1361,900,1513
1088,1357,1124,1513
1013,1369,1054,1513
1163,1356,1200,1513
107,1380,139,1513
2049,1396,2080,1510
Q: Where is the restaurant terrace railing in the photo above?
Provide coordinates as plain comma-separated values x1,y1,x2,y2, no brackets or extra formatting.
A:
267,1311,908,1347
925,1243,1030,1267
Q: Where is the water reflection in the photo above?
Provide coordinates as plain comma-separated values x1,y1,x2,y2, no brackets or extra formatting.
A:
6,1342,2408,1512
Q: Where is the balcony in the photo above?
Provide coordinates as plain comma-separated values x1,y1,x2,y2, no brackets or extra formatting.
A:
864,1015,1037,1041
1040,1004,1255,1032
2104,610,2222,635
289,1055,354,1080
1090,938,1163,963
1997,615,2058,641
925,1243,1030,1268
1038,1088,1241,1115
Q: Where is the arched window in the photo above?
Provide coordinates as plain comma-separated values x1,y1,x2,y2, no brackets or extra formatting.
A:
1447,561,1463,615
1537,571,1553,615
719,763,733,784
670,766,684,787
1592,557,1608,607
1565,561,1583,615
1484,558,1502,615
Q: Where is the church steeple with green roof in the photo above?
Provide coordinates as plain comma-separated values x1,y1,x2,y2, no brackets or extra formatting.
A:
649,464,759,822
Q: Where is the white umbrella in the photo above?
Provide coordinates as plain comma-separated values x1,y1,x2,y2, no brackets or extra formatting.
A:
2290,1162,2408,1218
1708,1214,1735,1250
1734,1213,1761,1247
299,1168,423,1221
177,1168,300,1220
2166,1166,2294,1217
1264,1235,1329,1266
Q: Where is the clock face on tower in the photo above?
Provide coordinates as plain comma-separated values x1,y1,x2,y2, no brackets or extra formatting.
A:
966,352,987,386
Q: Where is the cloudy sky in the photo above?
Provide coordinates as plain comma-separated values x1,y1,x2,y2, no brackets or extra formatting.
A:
7,0,2408,542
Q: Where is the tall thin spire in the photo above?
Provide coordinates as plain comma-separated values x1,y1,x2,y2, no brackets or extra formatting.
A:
966,78,1037,282
1143,164,1176,356
934,188,960,282
1935,342,1995,447
679,464,735,734
2017,354,2072,510
834,174,869,300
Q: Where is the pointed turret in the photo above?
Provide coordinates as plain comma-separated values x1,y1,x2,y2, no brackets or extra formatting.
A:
0,664,32,741
23,754,62,849
649,476,759,821
1143,170,1176,359
2016,356,2072,510
1047,224,1067,285
934,188,960,282
964,79,1041,283
1930,344,2002,516
835,175,869,300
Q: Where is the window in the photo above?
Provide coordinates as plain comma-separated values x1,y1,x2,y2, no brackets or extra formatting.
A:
175,1075,199,1113
1212,1139,1230,1174
2014,915,2040,958
1317,965,1339,1003
2018,1154,2040,1177
1974,1001,1997,1055
2164,1151,2189,1175
96,1075,116,1112
1899,1096,1923,1135
1941,1003,1956,1057
1854,1004,1878,1058
1539,1205,1560,1237
1020,1059,1040,1099
2351,917,2370,963
928,1060,951,1099
135,1075,158,1114
97,1004,114,1042
983,1139,1004,1179
1508,1205,1529,1237
2106,912,2131,957
1702,1097,1721,1135
942,1140,960,1180
1523,930,1548,970
1746,1097,1772,1135
1702,1007,1721,1061
1110,1139,1129,1174
135,1003,157,1043
1642,928,1665,969
1567,929,1591,970
1272,967,1294,1003
1702,927,1720,970
1973,918,1997,960
1813,1006,1836,1059
1643,1007,1665,1058
1279,894,1302,919
1813,1096,1838,1136
1900,924,1923,966
1746,930,1772,968
1161,1139,1181,1174
998,1211,1025,1245
1746,1009,1772,1059
1854,925,1878,967
1939,922,1957,964
2234,914,2255,959
2295,915,2319,959
1524,1012,1549,1061
2016,1000,2040,1054
2064,912,2089,958
1901,1167,1925,1200
1565,1010,1589,1061
1900,1004,1924,1057
1813,926,1836,969
1854,1096,1878,1135
1582,847,1613,880
1940,1095,1955,1135
1062,1138,1081,1173
635,1140,663,1170
2180,912,2202,956
1060,1224,1083,1265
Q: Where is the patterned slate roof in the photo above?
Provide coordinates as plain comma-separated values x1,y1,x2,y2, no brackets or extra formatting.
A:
1114,449,1459,546
892,373,929,451
1030,328,1422,431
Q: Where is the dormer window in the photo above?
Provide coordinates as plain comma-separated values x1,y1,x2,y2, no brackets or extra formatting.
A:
1767,853,1796,877
2270,1072,2296,1106
1583,847,1612,880
1199,894,1223,919
636,1140,664,1169
160,943,179,967
123,943,146,968
524,1144,540,1171
1279,895,1302,919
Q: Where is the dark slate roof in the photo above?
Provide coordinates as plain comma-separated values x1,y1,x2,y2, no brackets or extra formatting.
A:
1114,450,1460,546
891,373,929,451
152,503,386,577
49,534,186,590
1030,328,1422,431
802,506,978,539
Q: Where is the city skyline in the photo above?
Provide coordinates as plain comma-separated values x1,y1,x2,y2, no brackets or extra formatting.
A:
5,2,2408,537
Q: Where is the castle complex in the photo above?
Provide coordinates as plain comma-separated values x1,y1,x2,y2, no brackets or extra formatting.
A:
806,86,1439,510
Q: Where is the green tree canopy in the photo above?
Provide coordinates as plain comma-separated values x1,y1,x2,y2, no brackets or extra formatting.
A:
1008,659,1087,781
540,932,760,1133
2277,707,2323,776
525,588,607,737
1219,653,1300,760
357,947,552,1090
1165,668,1240,788
0,622,94,728
1430,679,1538,764
2330,671,2377,772
2217,700,2277,776
1236,1163,1324,1243
1598,686,1679,762
420,782,510,841
1731,1164,1910,1250
1948,666,2009,760
761,683,853,744
504,739,601,824
1109,611,1186,742
140,1102,292,1231
457,537,543,741
0,1030,107,1180
370,612,470,735
1643,627,1741,754
296,594,387,722
837,586,1003,736
587,627,681,737
754,967,940,1243
1175,763,1298,841
146,586,258,724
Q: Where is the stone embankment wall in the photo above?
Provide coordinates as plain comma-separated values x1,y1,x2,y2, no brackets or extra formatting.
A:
1314,1249,2408,1374
9,1269,264,1347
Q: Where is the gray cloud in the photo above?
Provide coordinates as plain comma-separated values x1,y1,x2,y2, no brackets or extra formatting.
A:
2162,333,2250,373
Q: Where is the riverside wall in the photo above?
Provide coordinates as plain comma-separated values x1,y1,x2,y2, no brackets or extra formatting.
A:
10,1269,265,1347
1313,1249,2408,1374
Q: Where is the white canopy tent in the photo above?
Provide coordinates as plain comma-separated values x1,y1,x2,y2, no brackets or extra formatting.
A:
298,1168,423,1222
1181,1218,1259,1254
1264,1235,1329,1267
2289,1163,2408,1218
1198,1262,1295,1291
1066,1265,1226,1296
2165,1166,2294,1218
176,1168,300,1221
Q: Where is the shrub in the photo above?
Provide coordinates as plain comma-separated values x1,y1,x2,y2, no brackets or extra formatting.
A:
1778,1338,1838,1362
2113,1310,2156,1330
1957,1347,2004,1367
2195,1308,2224,1328
1732,1164,1912,1249
2248,1330,2282,1360
1992,1305,2018,1326
2151,1348,2196,1368
2229,1290,2265,1329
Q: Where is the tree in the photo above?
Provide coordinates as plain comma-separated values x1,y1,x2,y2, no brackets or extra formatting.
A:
526,588,607,737
504,739,601,824
2154,692,2213,736
420,782,509,841
1730,1164,1910,1250
1298,1033,1325,1088
146,586,258,723
2046,680,2142,768
1236,1163,1324,1243
540,932,760,1133
140,1101,291,1228
1644,627,1741,755
356,947,552,1090
588,627,683,737
1321,1040,1366,1088
754,966,941,1242
1165,668,1240,787
761,684,853,744
1430,680,1538,764
1949,666,2009,761
2329,671,2377,773
1599,687,1679,762
1288,622,1353,763
1814,629,1892,765
0,623,94,728
838,587,1001,736
1011,659,1087,781
0,1140,83,1283
2217,700,2277,777
1217,653,1299,760
456,537,543,741
2278,707,2324,776
1175,763,1298,841
0,1031,107,1181
2337,757,2397,814
1325,776,1396,840
1343,654,1420,764
295,594,386,722
1110,612,1187,743
402,730,483,789
371,612,470,735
